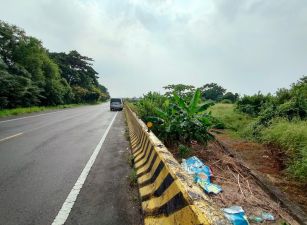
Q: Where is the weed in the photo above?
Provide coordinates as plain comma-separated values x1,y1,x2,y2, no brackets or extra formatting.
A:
178,144,191,158
129,169,138,187
260,118,307,181
127,154,134,168
209,103,307,181
208,103,255,137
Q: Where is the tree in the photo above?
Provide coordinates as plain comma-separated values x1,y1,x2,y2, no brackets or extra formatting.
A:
163,84,195,99
222,92,239,103
49,51,99,88
0,70,41,108
0,21,27,66
49,51,109,103
0,20,109,108
200,83,226,101
98,84,110,100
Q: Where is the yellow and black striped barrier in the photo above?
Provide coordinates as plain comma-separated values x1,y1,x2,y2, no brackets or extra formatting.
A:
125,105,230,225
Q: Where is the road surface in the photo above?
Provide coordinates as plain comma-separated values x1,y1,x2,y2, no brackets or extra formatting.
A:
0,103,141,225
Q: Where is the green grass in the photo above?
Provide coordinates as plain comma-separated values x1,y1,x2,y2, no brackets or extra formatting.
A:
208,103,256,138
208,103,307,181
129,168,138,187
0,104,83,118
260,119,307,181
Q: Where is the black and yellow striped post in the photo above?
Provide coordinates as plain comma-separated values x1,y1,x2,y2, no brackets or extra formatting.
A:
125,105,230,225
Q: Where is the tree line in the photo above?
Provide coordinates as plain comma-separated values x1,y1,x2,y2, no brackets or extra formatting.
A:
163,83,239,103
0,20,109,109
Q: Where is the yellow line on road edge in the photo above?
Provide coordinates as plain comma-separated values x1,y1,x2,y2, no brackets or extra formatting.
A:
0,132,23,143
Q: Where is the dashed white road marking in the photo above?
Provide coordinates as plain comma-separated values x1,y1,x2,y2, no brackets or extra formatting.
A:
51,112,118,225
0,132,23,143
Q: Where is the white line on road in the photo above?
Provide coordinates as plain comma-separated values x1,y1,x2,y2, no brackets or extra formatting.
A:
0,110,66,124
51,112,118,225
0,104,108,124
0,132,23,142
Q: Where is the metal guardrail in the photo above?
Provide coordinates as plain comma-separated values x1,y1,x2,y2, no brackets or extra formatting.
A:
124,105,230,225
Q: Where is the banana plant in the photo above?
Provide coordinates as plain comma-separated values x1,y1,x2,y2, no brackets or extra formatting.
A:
173,89,214,116
145,89,215,146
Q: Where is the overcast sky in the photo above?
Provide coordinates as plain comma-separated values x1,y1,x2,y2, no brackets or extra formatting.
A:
1,0,306,97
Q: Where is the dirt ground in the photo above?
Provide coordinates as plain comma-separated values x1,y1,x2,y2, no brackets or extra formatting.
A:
170,139,301,225
215,131,307,215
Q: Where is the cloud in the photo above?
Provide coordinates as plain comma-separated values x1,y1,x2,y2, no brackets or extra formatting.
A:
0,0,306,97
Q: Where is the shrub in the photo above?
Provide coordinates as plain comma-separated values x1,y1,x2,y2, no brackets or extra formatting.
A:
147,89,214,146
236,92,272,116
133,92,166,120
220,99,232,104
222,92,239,103
178,144,191,158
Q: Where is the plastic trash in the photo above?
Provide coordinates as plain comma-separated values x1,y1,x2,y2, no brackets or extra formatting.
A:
181,156,212,179
261,212,275,221
181,156,222,194
199,181,222,194
222,206,250,225
248,215,263,223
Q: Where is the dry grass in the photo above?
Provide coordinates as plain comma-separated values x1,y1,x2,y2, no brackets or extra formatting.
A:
192,142,299,225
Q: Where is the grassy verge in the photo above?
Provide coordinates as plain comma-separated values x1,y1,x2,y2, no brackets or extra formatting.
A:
260,119,307,180
208,103,256,138
0,104,88,118
208,103,307,181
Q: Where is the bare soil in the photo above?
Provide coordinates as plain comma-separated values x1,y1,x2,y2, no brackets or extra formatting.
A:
215,131,307,215
169,140,300,225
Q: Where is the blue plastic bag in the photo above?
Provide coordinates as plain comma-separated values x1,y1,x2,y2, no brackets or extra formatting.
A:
222,206,250,225
182,156,222,194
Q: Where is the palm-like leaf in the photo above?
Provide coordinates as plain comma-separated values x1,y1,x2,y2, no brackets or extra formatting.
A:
196,100,214,113
188,89,201,114
173,92,188,111
155,108,168,120
145,116,164,124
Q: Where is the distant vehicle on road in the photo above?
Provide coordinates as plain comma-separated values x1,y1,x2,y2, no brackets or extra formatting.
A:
110,98,123,111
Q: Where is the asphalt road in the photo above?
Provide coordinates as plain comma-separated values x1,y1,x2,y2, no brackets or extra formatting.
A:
0,104,141,225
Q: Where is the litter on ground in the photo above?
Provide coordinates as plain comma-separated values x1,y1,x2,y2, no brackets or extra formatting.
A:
181,156,222,194
222,205,250,225
179,149,297,225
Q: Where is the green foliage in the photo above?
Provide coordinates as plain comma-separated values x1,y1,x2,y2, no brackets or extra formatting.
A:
49,51,100,88
200,83,226,102
141,89,215,146
127,154,134,168
210,101,307,181
260,119,307,181
222,92,239,103
220,99,233,104
0,70,42,108
236,92,272,116
237,76,306,123
0,104,81,117
164,83,238,103
129,169,138,187
134,92,167,119
209,104,255,136
163,84,195,99
178,144,191,158
0,20,109,109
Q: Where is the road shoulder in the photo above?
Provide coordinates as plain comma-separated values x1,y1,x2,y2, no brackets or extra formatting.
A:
66,112,142,225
